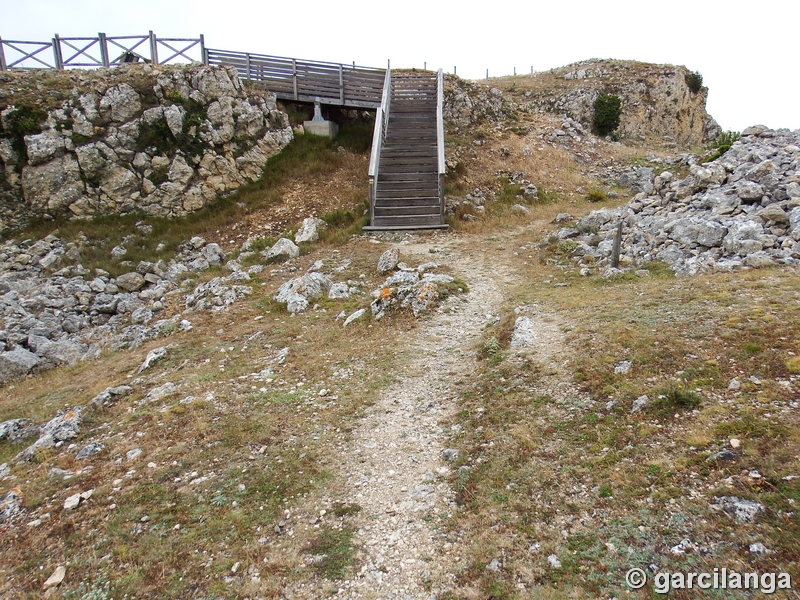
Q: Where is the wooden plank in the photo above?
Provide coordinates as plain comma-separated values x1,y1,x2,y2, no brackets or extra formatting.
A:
376,190,439,199
374,206,442,217
374,197,442,208
369,215,446,228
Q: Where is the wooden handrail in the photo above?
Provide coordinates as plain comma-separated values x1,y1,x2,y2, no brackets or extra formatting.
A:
368,67,392,226
436,69,446,220
436,69,445,175
368,67,392,178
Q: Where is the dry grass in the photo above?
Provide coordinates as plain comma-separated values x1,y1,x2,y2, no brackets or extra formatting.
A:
442,229,800,598
0,238,421,597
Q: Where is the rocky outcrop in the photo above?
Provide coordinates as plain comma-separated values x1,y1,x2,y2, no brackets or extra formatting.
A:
0,231,265,385
0,63,292,232
524,60,720,146
556,126,800,276
444,59,720,147
443,76,515,128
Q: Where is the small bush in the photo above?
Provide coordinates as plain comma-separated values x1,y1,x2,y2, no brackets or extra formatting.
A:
592,94,622,137
481,336,501,359
653,385,702,412
0,105,47,163
703,130,740,163
586,189,607,203
685,71,703,94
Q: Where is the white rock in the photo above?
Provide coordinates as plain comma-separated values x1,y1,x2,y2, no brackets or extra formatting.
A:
263,238,300,260
63,493,81,510
138,346,168,373
343,308,366,327
294,217,327,243
43,565,66,589
510,316,536,348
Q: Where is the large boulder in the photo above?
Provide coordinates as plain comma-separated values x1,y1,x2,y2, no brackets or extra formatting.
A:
263,238,300,261
274,272,333,313
0,348,40,384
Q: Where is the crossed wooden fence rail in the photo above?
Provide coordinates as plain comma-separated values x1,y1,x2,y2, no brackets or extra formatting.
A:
0,32,204,70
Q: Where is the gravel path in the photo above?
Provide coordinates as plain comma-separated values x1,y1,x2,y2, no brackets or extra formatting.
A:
280,236,505,599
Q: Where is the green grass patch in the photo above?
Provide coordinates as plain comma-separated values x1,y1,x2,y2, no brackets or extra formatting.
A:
302,526,357,579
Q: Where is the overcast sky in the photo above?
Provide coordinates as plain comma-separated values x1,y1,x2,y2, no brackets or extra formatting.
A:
2,0,798,133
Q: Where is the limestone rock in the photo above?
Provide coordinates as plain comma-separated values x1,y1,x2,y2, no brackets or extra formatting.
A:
510,316,535,348
90,385,133,410
274,273,333,313
138,346,168,373
76,442,105,460
21,154,85,213
377,248,399,274
263,238,300,261
328,282,351,299
0,348,40,384
343,308,366,327
116,272,146,292
99,83,141,122
294,217,327,244
712,496,765,523
43,566,66,589
2,63,292,229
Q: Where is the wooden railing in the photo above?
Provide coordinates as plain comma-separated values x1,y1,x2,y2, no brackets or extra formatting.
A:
436,68,446,219
0,33,387,110
0,32,204,70
368,67,392,225
205,48,385,109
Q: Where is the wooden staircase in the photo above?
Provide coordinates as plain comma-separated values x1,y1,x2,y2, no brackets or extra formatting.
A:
365,70,447,230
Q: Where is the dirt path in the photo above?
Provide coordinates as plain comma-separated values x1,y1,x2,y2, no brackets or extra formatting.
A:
323,238,507,599
275,231,567,599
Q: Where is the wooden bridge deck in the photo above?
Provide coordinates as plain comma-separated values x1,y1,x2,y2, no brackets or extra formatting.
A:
206,48,385,109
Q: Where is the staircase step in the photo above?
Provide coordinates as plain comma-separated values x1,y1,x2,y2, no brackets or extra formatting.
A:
374,206,441,217
374,197,441,208
367,215,447,229
379,175,439,185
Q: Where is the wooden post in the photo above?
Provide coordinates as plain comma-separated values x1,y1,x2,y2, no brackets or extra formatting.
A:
292,58,298,100
0,38,7,71
486,69,488,79
339,63,344,104
454,65,456,75
98,32,109,67
200,34,206,65
53,35,63,69
245,53,251,81
514,67,516,75
610,221,623,268
149,31,158,64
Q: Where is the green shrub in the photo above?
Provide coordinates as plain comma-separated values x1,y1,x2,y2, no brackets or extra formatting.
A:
703,130,740,163
592,94,622,137
0,105,47,163
653,385,702,412
685,71,703,94
586,189,607,203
